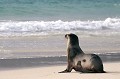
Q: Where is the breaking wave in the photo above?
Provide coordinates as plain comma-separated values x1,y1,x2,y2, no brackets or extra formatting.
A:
0,18,120,36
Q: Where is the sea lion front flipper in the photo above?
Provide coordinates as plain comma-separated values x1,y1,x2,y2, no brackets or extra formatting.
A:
59,64,73,73
58,69,71,73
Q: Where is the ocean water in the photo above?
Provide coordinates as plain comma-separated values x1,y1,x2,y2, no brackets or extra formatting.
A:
0,0,120,36
0,0,120,64
0,0,120,20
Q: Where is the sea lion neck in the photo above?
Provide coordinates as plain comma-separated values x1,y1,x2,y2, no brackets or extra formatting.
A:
67,40,84,54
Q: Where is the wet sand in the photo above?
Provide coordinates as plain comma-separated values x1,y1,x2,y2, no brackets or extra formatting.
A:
0,34,120,55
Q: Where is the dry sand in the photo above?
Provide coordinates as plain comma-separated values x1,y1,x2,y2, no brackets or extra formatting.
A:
0,62,120,79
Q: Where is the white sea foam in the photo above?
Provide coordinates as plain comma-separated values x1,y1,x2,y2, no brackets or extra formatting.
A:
0,18,120,36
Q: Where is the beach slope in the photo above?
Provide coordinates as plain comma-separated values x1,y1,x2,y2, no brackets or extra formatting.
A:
0,62,120,79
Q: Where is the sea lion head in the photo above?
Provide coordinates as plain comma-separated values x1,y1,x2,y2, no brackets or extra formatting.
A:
65,33,79,45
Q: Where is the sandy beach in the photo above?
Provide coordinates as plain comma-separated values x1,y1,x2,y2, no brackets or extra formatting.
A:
0,0,120,79
0,62,119,79
0,35,120,79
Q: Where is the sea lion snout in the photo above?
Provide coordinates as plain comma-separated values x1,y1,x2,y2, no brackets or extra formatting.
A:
65,34,69,39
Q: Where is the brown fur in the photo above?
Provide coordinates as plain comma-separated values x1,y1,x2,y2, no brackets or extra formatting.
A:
59,33,105,73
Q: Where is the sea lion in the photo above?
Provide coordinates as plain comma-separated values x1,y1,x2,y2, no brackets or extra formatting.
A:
59,33,105,73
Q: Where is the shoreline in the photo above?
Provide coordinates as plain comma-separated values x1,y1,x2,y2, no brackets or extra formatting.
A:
0,52,120,71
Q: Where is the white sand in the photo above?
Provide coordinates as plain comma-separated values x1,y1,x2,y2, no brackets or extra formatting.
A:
0,62,120,79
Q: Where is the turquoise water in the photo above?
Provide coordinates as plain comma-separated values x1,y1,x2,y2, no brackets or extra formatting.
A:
0,0,120,21
0,0,120,36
